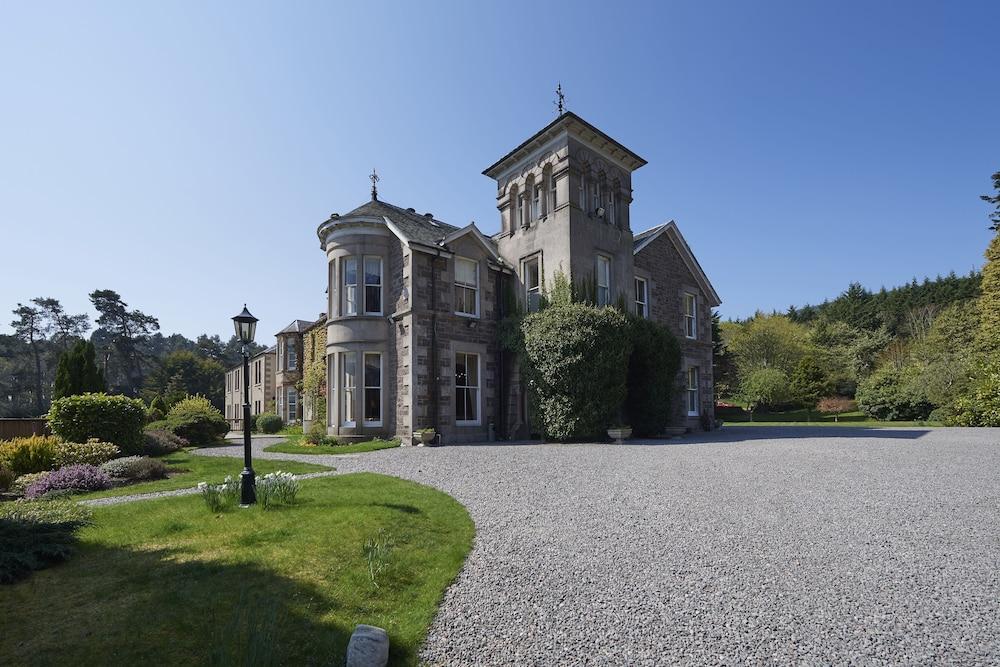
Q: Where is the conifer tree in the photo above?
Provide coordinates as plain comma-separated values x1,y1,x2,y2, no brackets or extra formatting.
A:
52,340,106,399
976,171,1000,358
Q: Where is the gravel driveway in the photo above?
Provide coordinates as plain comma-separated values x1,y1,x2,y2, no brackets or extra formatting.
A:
199,426,1000,664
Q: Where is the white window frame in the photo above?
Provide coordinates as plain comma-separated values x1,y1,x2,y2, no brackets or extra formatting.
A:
596,255,611,306
344,257,358,316
532,184,541,220
287,340,297,371
684,293,698,339
454,257,480,318
286,386,297,422
549,172,558,210
687,367,700,417
363,256,383,316
635,277,648,318
578,176,587,210
363,352,383,426
523,254,542,313
455,352,481,426
341,352,356,427
517,192,525,227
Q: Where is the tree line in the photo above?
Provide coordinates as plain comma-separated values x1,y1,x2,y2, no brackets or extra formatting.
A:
715,170,1000,425
2,290,264,418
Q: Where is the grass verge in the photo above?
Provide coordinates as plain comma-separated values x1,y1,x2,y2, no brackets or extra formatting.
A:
1,473,474,666
266,435,401,455
76,449,331,500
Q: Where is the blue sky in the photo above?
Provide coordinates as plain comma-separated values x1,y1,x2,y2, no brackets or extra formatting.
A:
2,1,998,343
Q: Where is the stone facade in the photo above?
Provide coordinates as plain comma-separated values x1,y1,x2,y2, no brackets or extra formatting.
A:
224,347,276,430
305,111,720,443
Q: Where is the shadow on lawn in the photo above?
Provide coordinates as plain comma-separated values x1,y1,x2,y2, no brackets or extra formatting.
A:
2,544,414,666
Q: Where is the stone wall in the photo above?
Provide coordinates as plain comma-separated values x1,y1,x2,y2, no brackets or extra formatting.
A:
408,236,502,443
633,231,715,430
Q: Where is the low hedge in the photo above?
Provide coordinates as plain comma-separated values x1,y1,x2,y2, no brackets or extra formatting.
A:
48,393,146,454
257,413,283,434
53,440,120,467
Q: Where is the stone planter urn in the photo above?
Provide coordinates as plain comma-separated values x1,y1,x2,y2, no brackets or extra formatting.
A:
413,429,436,446
607,426,632,445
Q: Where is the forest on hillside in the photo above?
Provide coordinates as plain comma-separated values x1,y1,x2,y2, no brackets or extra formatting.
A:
715,170,1000,426
1,290,264,418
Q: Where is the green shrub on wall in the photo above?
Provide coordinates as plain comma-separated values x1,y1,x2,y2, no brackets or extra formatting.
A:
626,317,681,436
47,393,146,454
164,396,229,446
521,303,632,440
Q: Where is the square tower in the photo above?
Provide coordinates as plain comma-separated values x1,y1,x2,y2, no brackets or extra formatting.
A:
483,112,647,309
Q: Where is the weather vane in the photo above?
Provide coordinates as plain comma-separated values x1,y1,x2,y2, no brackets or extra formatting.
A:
370,168,379,201
554,83,565,115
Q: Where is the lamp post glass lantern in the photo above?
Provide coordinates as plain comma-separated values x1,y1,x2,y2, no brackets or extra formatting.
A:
232,305,258,506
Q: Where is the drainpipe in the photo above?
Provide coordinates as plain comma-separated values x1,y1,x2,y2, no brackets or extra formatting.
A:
429,252,440,435
495,267,506,439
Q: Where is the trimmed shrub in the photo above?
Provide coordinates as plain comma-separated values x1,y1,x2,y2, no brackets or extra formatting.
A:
247,413,259,433
856,365,933,421
0,500,93,583
24,464,112,499
257,413,283,434
142,429,188,456
625,317,681,436
100,456,168,481
0,436,60,476
48,393,146,454
521,303,632,440
53,440,120,467
164,396,228,446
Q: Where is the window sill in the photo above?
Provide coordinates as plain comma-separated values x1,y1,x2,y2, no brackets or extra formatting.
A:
455,421,481,427
454,311,480,319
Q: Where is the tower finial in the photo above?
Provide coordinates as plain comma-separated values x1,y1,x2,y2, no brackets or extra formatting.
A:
369,168,379,200
554,83,565,115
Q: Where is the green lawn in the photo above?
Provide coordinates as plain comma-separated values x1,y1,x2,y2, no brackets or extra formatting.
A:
1,474,474,666
717,407,941,428
266,435,402,455
77,449,331,500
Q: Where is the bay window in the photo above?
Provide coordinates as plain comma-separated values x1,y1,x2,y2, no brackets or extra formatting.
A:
364,352,382,425
342,353,356,426
287,386,298,421
455,352,480,425
364,257,382,315
596,256,611,306
344,258,358,316
454,257,479,317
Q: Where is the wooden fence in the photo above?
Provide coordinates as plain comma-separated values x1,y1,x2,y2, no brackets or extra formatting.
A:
0,418,51,440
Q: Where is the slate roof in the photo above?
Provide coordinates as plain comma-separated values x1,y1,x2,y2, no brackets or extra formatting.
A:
277,319,314,335
340,199,461,247
632,223,666,250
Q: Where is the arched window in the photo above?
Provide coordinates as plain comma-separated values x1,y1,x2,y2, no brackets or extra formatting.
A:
549,169,558,211
507,185,518,234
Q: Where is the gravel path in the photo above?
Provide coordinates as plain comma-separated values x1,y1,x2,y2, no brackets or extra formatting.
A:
196,427,1000,664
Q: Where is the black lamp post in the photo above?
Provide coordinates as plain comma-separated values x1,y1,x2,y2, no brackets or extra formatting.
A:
232,305,258,507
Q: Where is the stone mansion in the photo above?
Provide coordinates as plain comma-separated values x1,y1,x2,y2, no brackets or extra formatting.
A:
225,111,720,442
